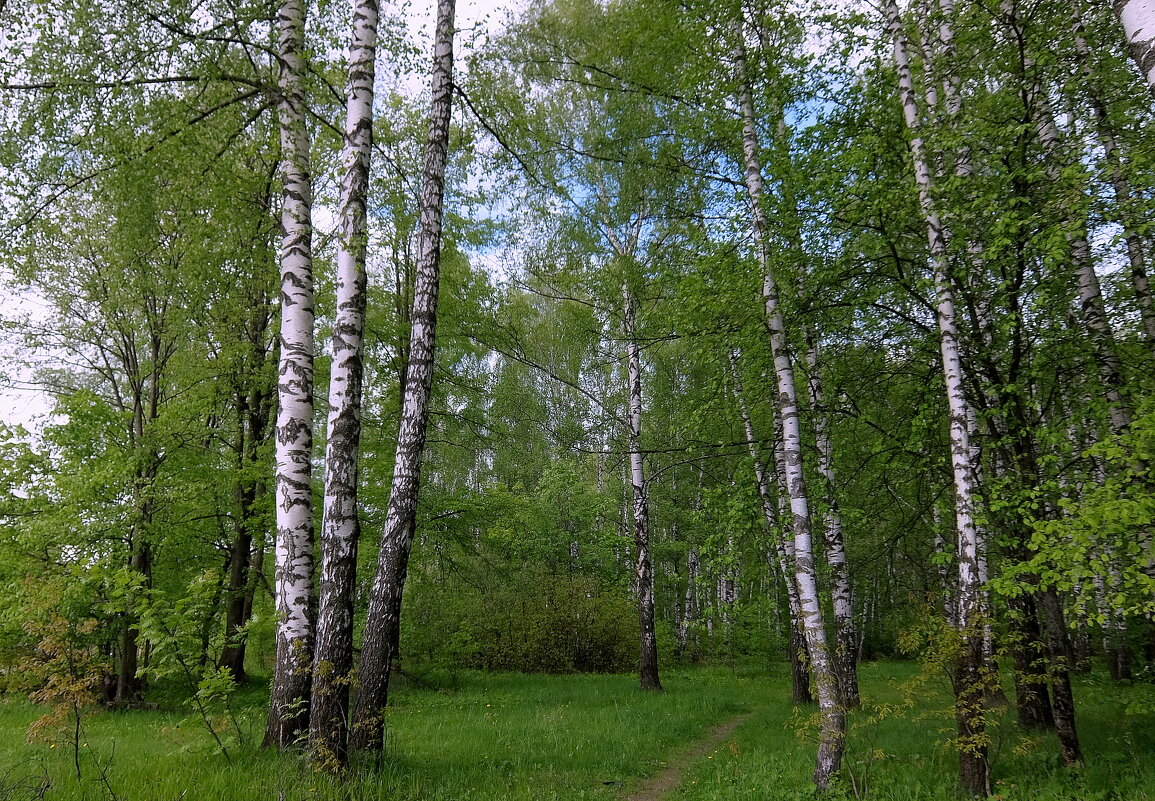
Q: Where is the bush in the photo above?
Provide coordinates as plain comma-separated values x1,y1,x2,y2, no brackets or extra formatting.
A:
401,567,639,673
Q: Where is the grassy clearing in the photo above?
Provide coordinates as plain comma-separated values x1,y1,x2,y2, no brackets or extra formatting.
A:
0,663,1152,800
673,662,1155,801
0,667,763,801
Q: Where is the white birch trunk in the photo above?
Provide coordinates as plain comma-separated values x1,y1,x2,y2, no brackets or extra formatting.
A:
623,281,662,691
266,0,316,749
1071,13,1155,347
308,0,379,768
1030,85,1132,438
729,350,812,705
883,0,988,792
1113,0,1155,89
805,340,859,709
351,0,456,751
733,22,842,789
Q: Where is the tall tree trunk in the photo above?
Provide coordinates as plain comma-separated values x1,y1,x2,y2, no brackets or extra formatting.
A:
623,281,661,692
883,0,990,792
220,383,268,683
729,350,811,705
1008,592,1054,728
350,0,456,752
308,0,379,769
1072,12,1155,348
806,339,859,709
733,23,842,789
1030,83,1132,438
265,0,317,749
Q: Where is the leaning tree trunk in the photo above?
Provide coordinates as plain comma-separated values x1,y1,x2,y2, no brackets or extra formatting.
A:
265,0,317,750
1031,85,1132,438
1112,0,1155,90
883,0,990,793
308,0,379,770
806,339,859,709
350,0,456,752
733,22,842,790
1072,12,1155,348
729,349,812,705
623,281,662,692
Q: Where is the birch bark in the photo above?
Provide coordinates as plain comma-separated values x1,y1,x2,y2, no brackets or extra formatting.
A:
805,340,860,709
350,0,456,751
1112,0,1155,89
623,281,662,691
308,0,379,768
1031,89,1132,438
733,23,842,790
265,0,316,749
1071,13,1155,348
883,0,989,792
729,350,812,705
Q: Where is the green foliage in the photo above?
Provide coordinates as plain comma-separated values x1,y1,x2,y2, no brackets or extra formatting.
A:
1018,407,1155,621
404,565,639,674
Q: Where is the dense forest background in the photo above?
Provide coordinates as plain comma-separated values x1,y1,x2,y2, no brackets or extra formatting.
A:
1,0,1155,794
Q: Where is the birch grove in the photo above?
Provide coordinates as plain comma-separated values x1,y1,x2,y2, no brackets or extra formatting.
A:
4,0,1155,794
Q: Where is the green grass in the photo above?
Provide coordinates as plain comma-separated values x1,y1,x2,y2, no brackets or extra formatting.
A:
672,662,1155,801
0,663,1153,800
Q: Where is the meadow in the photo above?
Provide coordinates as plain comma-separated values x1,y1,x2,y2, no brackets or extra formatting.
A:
0,663,1152,801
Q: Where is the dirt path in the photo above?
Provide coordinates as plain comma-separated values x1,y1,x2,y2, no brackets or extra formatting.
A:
623,712,754,801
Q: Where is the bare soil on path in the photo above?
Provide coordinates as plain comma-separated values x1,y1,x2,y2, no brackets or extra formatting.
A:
624,712,754,801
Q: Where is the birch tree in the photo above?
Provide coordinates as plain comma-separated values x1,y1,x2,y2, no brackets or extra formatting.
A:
733,19,844,791
265,0,318,750
621,278,661,691
882,0,990,791
1112,0,1155,89
351,0,457,751
309,0,379,768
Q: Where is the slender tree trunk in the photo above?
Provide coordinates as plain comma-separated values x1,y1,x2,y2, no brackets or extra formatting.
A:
883,0,989,792
806,339,860,709
265,0,317,749
1008,593,1054,728
350,0,456,752
308,0,379,769
733,23,842,789
1071,13,1155,348
1038,589,1083,765
221,387,267,682
729,350,811,705
622,282,661,691
1030,85,1132,438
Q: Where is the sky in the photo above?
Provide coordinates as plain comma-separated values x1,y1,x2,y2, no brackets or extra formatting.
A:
0,0,522,433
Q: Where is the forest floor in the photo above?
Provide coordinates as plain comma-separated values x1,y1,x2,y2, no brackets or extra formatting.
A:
0,662,1153,800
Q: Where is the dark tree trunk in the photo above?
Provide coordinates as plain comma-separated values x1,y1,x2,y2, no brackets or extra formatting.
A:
1039,589,1083,765
1009,594,1054,728
350,0,455,752
790,619,813,706
956,631,991,796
